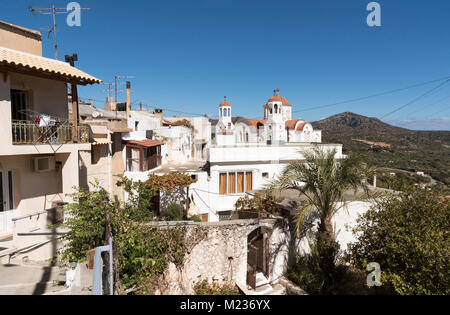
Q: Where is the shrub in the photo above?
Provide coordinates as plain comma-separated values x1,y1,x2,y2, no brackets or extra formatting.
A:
346,188,450,295
286,235,346,295
189,214,202,222
193,279,240,295
166,203,184,221
60,186,189,294
60,186,110,263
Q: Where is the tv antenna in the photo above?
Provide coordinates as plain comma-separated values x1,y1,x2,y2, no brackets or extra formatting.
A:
29,4,91,60
114,74,136,103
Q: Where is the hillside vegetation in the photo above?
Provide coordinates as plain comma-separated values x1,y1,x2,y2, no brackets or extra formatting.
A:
311,112,450,186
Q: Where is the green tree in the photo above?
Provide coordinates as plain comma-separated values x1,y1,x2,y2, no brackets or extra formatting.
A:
347,188,450,295
269,147,370,288
166,203,184,221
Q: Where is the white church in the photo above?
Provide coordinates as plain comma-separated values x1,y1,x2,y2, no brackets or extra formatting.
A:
215,89,322,145
187,89,345,222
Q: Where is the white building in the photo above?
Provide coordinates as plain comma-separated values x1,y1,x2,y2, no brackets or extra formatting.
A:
190,91,343,222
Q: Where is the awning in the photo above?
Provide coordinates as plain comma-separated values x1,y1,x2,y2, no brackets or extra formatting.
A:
92,138,112,145
125,139,164,148
0,47,101,85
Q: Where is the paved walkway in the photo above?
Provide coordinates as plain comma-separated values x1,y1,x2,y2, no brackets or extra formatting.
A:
0,263,65,295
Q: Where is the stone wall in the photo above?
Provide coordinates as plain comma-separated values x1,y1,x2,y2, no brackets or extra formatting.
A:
160,218,299,295
159,200,373,295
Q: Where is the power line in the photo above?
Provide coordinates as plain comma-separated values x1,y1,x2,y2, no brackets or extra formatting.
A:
405,93,450,118
380,79,450,120
292,75,450,114
426,103,450,118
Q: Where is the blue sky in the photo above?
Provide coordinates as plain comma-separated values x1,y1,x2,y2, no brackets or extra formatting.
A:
2,0,450,129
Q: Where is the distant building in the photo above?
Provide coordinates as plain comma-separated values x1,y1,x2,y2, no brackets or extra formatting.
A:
189,90,344,222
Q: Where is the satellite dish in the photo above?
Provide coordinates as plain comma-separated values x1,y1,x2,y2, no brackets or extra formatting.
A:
92,111,100,118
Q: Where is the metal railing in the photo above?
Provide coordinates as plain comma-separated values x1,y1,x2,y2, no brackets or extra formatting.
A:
11,120,89,145
92,237,113,295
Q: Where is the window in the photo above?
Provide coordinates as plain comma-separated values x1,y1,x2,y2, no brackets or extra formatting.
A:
219,211,232,221
126,145,161,172
246,172,252,191
228,173,236,194
262,172,269,179
219,173,227,195
126,146,141,172
274,104,278,113
0,170,14,211
219,171,253,195
191,174,198,180
10,89,28,121
135,121,139,131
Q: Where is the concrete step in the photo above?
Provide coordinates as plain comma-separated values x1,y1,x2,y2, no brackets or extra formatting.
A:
255,272,270,287
0,263,67,295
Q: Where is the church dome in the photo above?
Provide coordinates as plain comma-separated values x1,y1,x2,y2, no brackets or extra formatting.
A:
266,89,291,106
219,96,231,107
267,95,291,106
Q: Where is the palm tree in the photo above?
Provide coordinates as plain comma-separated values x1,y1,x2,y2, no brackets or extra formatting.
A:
269,147,370,280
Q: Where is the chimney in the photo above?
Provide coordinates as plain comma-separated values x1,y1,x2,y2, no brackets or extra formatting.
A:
126,81,131,118
153,108,163,120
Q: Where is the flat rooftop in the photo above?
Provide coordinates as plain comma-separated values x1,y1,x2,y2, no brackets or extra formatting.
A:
152,161,208,174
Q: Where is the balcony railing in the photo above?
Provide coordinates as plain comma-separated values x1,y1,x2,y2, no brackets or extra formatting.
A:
12,120,89,145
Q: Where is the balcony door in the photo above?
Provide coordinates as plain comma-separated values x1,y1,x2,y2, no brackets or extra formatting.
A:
0,170,14,235
11,89,29,121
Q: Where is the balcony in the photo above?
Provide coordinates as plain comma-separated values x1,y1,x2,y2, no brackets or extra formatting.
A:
12,120,89,145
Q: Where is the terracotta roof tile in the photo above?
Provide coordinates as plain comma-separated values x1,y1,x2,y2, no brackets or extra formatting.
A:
125,139,164,147
296,122,307,131
0,46,101,85
243,119,266,129
285,120,299,130
267,95,291,106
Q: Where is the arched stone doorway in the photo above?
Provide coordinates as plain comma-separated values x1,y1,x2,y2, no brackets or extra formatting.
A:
246,226,272,289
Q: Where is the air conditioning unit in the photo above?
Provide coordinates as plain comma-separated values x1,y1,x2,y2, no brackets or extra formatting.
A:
33,156,56,172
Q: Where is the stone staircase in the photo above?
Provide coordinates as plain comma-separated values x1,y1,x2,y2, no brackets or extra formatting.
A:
237,272,286,295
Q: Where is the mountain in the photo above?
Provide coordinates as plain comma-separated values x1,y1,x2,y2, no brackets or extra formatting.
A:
311,112,450,185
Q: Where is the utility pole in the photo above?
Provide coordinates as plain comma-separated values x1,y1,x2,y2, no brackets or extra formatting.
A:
65,53,79,142
29,4,90,60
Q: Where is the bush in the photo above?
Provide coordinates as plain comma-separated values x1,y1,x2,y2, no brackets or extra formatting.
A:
286,235,347,295
346,188,450,295
189,214,202,222
60,186,189,294
60,187,110,263
193,279,240,295
166,203,184,221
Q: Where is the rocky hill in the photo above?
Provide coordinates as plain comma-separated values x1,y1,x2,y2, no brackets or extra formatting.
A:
311,112,450,185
